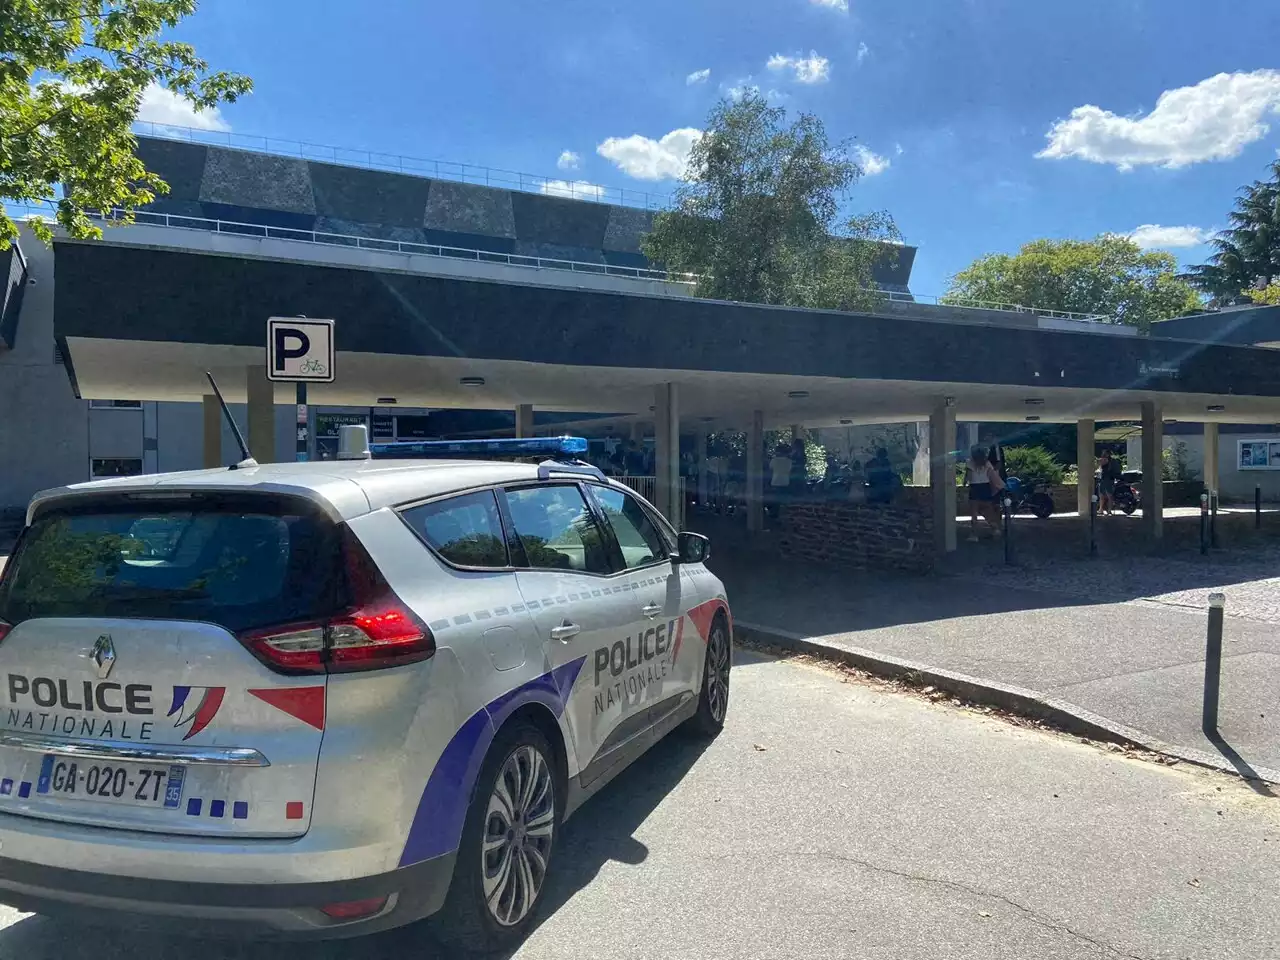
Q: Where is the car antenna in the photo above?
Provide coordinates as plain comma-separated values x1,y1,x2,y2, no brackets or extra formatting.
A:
204,371,258,470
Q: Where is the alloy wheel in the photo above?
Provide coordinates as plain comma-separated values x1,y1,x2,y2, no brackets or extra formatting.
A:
481,744,555,927
706,621,731,722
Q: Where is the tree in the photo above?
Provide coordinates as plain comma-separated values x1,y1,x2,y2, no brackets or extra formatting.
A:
641,92,899,311
1184,161,1280,304
1,0,252,248
1244,283,1280,306
945,235,1201,332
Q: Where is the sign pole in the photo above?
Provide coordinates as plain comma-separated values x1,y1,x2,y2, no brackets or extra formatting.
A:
296,381,308,463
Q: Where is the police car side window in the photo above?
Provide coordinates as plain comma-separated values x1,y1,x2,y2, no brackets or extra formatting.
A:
590,485,670,570
502,485,611,575
401,491,509,568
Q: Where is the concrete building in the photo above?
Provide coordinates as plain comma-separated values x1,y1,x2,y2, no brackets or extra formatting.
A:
5,129,1280,560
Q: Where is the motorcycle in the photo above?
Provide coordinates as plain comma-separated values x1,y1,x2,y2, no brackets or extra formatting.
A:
1000,476,1055,519
1111,480,1140,515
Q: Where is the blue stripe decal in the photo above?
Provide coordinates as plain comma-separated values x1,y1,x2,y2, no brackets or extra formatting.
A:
397,655,587,868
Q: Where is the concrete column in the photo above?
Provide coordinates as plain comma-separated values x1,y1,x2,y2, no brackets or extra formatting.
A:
930,398,957,555
1203,422,1220,494
246,365,276,464
790,424,803,441
202,395,222,469
515,404,534,439
654,383,679,524
912,421,930,486
960,422,980,458
747,410,765,533
630,421,644,442
1076,418,1095,517
696,431,709,506
1140,401,1163,539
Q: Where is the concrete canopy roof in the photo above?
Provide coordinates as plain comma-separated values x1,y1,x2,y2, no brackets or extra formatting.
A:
52,240,1280,430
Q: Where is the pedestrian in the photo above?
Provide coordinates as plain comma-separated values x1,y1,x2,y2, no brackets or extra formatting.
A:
789,436,808,501
1098,450,1121,516
966,447,998,540
865,447,897,504
847,459,867,504
769,443,792,518
623,440,645,477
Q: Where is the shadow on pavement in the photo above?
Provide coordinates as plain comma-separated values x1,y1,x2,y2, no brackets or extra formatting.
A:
0,704,726,959
1205,731,1277,798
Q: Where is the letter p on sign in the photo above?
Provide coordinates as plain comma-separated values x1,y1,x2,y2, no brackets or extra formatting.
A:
267,318,335,382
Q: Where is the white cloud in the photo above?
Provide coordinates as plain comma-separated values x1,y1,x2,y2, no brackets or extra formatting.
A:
556,150,581,171
853,145,890,176
856,42,870,64
136,83,230,132
540,179,607,201
1127,223,1214,249
1037,69,1280,170
810,0,848,10
766,50,830,85
597,127,703,180
686,68,711,85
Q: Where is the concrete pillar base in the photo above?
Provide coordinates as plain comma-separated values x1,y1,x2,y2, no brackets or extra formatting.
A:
246,366,275,464
747,410,764,533
930,399,957,555
1204,422,1220,495
1140,401,1163,539
654,383,679,524
515,404,534,439
202,395,222,469
1076,418,1095,518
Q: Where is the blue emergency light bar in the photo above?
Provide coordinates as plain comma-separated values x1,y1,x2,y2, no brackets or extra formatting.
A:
369,436,589,460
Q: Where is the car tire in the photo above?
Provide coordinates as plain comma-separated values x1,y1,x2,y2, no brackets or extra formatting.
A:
685,613,731,738
433,722,562,953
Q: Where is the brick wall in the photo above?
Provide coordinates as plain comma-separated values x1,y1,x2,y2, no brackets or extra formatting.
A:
778,499,935,573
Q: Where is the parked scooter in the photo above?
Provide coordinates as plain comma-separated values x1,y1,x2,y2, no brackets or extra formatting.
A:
1001,476,1055,519
1112,478,1140,515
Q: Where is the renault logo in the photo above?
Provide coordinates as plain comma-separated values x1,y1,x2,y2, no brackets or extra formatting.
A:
92,635,116,680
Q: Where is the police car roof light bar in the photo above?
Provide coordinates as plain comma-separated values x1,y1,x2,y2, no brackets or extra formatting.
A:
368,435,591,462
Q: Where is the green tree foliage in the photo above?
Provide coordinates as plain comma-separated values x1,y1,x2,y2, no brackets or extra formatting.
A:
1245,283,1280,306
1,0,252,248
1001,446,1065,488
642,92,899,311
1184,161,1280,304
945,235,1202,331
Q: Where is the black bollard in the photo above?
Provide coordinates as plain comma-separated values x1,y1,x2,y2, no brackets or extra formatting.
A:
1002,496,1013,565
1089,493,1098,557
1210,489,1218,549
1200,493,1209,556
1257,485,1263,529
1202,593,1226,734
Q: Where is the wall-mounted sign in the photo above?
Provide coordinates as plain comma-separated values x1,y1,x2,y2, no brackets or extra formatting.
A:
316,412,369,439
1238,439,1280,470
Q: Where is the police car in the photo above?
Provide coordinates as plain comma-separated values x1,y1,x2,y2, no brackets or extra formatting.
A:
0,434,731,948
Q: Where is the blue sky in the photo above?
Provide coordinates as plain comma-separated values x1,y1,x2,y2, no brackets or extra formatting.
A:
149,0,1280,295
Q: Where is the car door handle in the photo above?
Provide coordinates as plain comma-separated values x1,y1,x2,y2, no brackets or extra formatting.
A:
549,621,580,642
641,602,662,618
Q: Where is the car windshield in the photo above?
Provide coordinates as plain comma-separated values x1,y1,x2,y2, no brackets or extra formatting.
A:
0,496,342,633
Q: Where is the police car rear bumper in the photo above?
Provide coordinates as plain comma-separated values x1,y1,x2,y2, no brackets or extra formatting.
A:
0,851,457,939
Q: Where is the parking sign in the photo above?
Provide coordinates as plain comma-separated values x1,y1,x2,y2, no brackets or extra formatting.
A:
267,318,335,382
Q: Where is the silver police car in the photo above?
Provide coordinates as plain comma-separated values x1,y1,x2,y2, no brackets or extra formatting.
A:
0,436,732,949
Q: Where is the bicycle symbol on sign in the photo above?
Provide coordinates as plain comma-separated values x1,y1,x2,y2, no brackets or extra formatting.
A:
299,358,328,375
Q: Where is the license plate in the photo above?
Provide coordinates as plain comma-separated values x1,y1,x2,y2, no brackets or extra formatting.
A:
36,756,186,809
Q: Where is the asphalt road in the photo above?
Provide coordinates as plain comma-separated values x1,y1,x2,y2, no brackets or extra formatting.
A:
0,650,1277,959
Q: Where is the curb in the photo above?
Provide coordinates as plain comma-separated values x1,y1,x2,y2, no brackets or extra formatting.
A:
734,620,1280,786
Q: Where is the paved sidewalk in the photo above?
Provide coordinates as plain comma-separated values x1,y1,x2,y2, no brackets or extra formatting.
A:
705,520,1280,780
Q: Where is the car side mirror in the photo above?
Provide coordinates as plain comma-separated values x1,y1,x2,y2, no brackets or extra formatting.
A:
674,531,710,565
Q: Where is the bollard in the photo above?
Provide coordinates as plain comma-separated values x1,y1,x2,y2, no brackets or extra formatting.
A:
1202,593,1226,734
1210,489,1218,549
1200,493,1209,556
1257,485,1263,529
1002,496,1013,565
1089,493,1098,557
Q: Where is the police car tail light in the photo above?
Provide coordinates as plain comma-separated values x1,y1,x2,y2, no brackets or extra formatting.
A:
0,620,10,644
238,531,433,674
328,527,434,671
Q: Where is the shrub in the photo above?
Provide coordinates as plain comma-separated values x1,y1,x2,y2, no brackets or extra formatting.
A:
1001,445,1065,487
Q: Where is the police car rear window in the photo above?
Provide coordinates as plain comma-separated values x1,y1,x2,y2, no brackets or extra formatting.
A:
0,495,343,632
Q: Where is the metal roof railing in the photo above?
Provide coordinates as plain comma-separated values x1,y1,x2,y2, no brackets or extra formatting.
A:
131,121,672,211
876,289,1108,323
10,204,695,285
